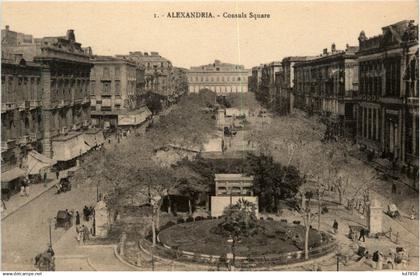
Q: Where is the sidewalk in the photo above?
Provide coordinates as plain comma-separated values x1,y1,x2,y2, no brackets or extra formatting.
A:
1,175,57,220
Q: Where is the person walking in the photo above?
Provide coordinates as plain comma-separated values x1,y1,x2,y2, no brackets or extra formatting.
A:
392,183,397,194
83,225,90,243
359,228,366,242
56,170,59,180
75,211,80,226
333,219,338,234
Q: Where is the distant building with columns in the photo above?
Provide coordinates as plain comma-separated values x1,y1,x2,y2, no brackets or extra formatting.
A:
187,60,250,94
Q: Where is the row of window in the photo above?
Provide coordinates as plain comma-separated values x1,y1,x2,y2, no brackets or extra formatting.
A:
1,111,42,141
358,107,381,141
1,75,41,102
188,75,243,82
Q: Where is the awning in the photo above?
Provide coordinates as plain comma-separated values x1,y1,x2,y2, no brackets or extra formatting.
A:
52,132,86,161
118,107,152,126
1,167,25,183
84,129,105,148
26,150,57,175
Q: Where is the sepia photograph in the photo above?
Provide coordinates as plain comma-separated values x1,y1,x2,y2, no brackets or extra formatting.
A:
0,0,419,273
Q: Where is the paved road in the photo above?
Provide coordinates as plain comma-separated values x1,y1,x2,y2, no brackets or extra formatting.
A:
1,179,97,271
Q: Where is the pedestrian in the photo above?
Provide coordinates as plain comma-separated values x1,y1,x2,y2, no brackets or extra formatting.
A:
20,184,25,197
333,219,338,234
410,205,416,220
56,170,59,180
83,206,89,221
75,211,80,226
392,183,397,194
359,228,366,242
80,225,86,244
83,225,90,242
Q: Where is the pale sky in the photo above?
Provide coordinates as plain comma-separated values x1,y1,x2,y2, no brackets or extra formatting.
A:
2,1,418,69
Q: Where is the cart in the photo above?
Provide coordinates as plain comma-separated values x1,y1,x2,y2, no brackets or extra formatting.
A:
386,204,401,219
55,210,73,230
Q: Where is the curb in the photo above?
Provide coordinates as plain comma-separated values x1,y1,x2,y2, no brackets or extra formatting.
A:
112,244,142,271
1,184,55,221
55,254,97,271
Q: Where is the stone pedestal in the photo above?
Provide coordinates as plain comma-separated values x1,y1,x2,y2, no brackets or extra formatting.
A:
368,197,382,236
94,200,110,238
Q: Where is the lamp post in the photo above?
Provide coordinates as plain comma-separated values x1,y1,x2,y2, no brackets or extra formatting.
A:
48,218,53,248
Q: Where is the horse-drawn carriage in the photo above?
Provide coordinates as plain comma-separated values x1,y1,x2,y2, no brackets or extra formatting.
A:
34,246,55,271
55,210,73,230
386,204,401,219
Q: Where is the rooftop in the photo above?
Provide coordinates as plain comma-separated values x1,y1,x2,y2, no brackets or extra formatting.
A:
215,174,254,181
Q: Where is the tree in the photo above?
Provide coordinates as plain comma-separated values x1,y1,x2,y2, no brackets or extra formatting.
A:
219,198,259,237
297,192,318,260
246,153,303,213
144,91,163,114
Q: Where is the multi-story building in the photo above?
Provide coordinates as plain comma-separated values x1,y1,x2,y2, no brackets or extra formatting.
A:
1,50,44,192
117,51,174,99
282,56,312,113
187,60,250,94
294,44,359,137
1,26,100,171
89,56,137,128
249,65,263,93
355,20,418,187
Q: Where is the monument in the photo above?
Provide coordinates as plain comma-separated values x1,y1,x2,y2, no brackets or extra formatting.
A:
94,200,110,238
368,196,382,236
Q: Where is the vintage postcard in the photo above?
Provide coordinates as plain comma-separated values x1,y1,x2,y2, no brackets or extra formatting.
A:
1,0,419,273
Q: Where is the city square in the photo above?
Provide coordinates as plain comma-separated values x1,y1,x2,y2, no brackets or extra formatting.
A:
0,1,419,272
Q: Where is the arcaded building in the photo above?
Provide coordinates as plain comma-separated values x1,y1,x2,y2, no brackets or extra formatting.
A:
1,26,100,170
355,20,418,188
294,44,359,137
187,60,250,94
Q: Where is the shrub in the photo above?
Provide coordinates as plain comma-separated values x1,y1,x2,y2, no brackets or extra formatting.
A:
186,217,194,222
266,217,274,221
177,218,185,224
195,216,203,221
292,220,301,225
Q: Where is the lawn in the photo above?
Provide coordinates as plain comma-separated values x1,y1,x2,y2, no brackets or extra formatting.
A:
158,219,328,257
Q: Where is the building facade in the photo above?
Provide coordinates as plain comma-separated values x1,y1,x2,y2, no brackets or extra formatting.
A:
282,56,312,113
1,52,43,184
249,65,263,93
117,51,175,99
2,26,99,170
294,44,359,137
355,20,418,187
187,60,250,94
89,56,137,128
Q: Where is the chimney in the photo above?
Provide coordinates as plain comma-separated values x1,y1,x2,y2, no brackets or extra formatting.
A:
323,48,328,55
66,29,75,42
331,43,336,53
5,25,9,31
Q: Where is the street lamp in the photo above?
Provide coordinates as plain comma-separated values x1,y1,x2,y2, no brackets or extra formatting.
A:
48,218,54,248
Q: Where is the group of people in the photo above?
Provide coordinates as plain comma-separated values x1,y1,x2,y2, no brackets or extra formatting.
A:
74,205,95,244
83,205,95,221
372,247,409,270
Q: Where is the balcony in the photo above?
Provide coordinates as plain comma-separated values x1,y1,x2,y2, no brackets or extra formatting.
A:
1,103,16,113
18,101,31,111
